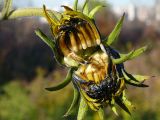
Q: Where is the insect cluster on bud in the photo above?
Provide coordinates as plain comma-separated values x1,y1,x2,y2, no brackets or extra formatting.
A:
35,0,150,119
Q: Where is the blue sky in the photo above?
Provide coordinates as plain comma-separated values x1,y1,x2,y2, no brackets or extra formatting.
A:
12,0,155,9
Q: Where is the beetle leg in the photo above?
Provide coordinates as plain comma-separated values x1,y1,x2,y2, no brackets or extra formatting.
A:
68,52,90,65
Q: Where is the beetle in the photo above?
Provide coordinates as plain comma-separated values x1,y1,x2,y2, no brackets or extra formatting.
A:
35,0,149,117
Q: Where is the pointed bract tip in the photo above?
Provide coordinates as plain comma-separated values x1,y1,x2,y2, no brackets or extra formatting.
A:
43,4,46,11
61,5,73,11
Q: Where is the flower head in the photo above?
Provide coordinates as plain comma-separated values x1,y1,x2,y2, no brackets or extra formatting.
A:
35,0,150,119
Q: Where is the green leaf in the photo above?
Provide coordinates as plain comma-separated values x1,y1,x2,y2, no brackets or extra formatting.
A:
1,0,12,19
110,98,118,116
83,0,89,15
89,5,104,18
47,9,61,23
77,97,88,120
112,50,134,64
122,91,134,109
120,46,148,60
112,46,148,64
45,68,74,91
122,70,148,87
125,81,148,87
124,70,149,83
132,75,150,82
64,88,80,117
105,13,125,46
35,29,55,49
73,0,78,11
82,0,89,13
111,105,118,116
35,29,62,64
98,108,104,120
122,70,139,82
43,5,59,26
115,98,131,116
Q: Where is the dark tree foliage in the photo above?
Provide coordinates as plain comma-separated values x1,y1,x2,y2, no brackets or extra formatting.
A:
0,19,56,84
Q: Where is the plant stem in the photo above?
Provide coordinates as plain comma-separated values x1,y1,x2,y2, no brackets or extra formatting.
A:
1,0,12,18
1,7,57,20
8,8,55,19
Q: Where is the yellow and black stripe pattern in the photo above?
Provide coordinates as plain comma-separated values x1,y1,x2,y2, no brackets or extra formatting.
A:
41,0,149,116
43,5,102,65
43,2,126,111
58,19,100,53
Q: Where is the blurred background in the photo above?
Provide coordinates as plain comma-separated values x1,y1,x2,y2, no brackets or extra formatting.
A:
0,0,160,120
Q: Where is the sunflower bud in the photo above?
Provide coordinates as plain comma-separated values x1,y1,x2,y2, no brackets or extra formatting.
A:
35,0,150,119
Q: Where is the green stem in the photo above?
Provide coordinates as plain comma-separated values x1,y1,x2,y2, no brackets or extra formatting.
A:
0,0,49,20
8,8,45,19
1,7,56,20
1,0,12,19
